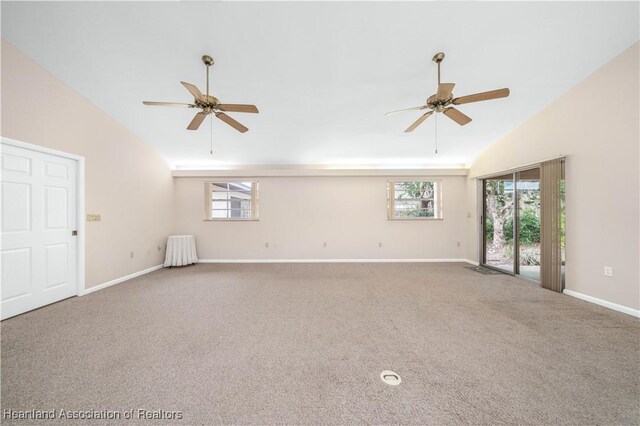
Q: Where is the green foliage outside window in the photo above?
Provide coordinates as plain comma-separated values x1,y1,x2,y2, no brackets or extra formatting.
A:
395,181,436,218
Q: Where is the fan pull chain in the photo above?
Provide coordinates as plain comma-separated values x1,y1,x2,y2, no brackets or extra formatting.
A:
206,64,210,97
434,113,438,154
210,115,214,155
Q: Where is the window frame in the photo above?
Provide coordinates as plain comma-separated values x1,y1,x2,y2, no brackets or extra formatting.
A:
387,179,443,220
204,180,259,221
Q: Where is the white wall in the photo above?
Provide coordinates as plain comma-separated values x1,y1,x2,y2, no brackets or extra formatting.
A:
469,42,639,310
174,175,470,261
464,178,480,263
1,40,175,288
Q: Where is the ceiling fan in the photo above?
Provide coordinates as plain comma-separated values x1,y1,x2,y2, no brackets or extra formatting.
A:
386,52,509,132
143,55,258,133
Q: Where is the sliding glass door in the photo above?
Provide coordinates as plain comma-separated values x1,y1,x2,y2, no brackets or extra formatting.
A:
482,168,541,280
483,174,515,274
516,168,541,281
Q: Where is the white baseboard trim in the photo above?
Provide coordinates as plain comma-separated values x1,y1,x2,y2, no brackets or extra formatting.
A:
199,258,476,264
80,264,163,296
563,289,640,318
464,259,480,266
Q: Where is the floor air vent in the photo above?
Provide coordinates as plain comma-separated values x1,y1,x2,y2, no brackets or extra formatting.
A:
380,370,401,386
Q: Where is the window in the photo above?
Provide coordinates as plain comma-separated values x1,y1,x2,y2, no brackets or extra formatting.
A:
388,180,442,219
205,181,258,220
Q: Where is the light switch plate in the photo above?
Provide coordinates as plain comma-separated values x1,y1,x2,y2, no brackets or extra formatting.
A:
604,266,613,277
87,214,101,222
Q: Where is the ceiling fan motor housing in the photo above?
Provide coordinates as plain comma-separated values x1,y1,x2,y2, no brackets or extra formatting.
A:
196,95,220,109
426,94,451,112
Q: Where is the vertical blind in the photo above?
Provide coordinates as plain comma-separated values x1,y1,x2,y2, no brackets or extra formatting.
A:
540,158,565,292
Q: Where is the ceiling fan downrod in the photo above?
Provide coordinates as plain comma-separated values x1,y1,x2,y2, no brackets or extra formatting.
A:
202,55,214,97
432,52,445,85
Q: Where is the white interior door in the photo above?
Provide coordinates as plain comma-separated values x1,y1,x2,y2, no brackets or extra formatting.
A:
1,143,78,320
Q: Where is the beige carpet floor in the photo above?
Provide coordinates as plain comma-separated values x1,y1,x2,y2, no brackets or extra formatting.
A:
1,263,639,425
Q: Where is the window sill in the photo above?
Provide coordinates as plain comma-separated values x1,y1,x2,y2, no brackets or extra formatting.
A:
203,219,259,222
387,217,444,221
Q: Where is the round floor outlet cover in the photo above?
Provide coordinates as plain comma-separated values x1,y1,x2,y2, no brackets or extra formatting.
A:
380,370,401,385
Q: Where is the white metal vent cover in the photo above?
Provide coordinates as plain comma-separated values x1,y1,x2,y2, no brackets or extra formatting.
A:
380,370,402,386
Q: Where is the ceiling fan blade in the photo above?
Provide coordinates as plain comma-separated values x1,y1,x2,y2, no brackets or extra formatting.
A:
443,107,472,126
143,101,195,108
385,105,428,116
180,81,206,102
404,111,433,133
187,112,208,130
436,83,455,101
452,88,510,105
215,112,249,133
217,104,259,113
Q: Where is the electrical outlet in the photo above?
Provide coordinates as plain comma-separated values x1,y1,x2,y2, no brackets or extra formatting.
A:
323,242,327,248
265,242,269,248
378,242,382,248
604,266,613,277
467,212,471,218
130,251,134,259
456,241,461,247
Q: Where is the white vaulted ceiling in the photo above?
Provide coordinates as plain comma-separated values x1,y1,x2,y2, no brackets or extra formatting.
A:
2,1,638,169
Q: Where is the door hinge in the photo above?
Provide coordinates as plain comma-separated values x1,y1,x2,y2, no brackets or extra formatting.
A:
72,230,78,236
